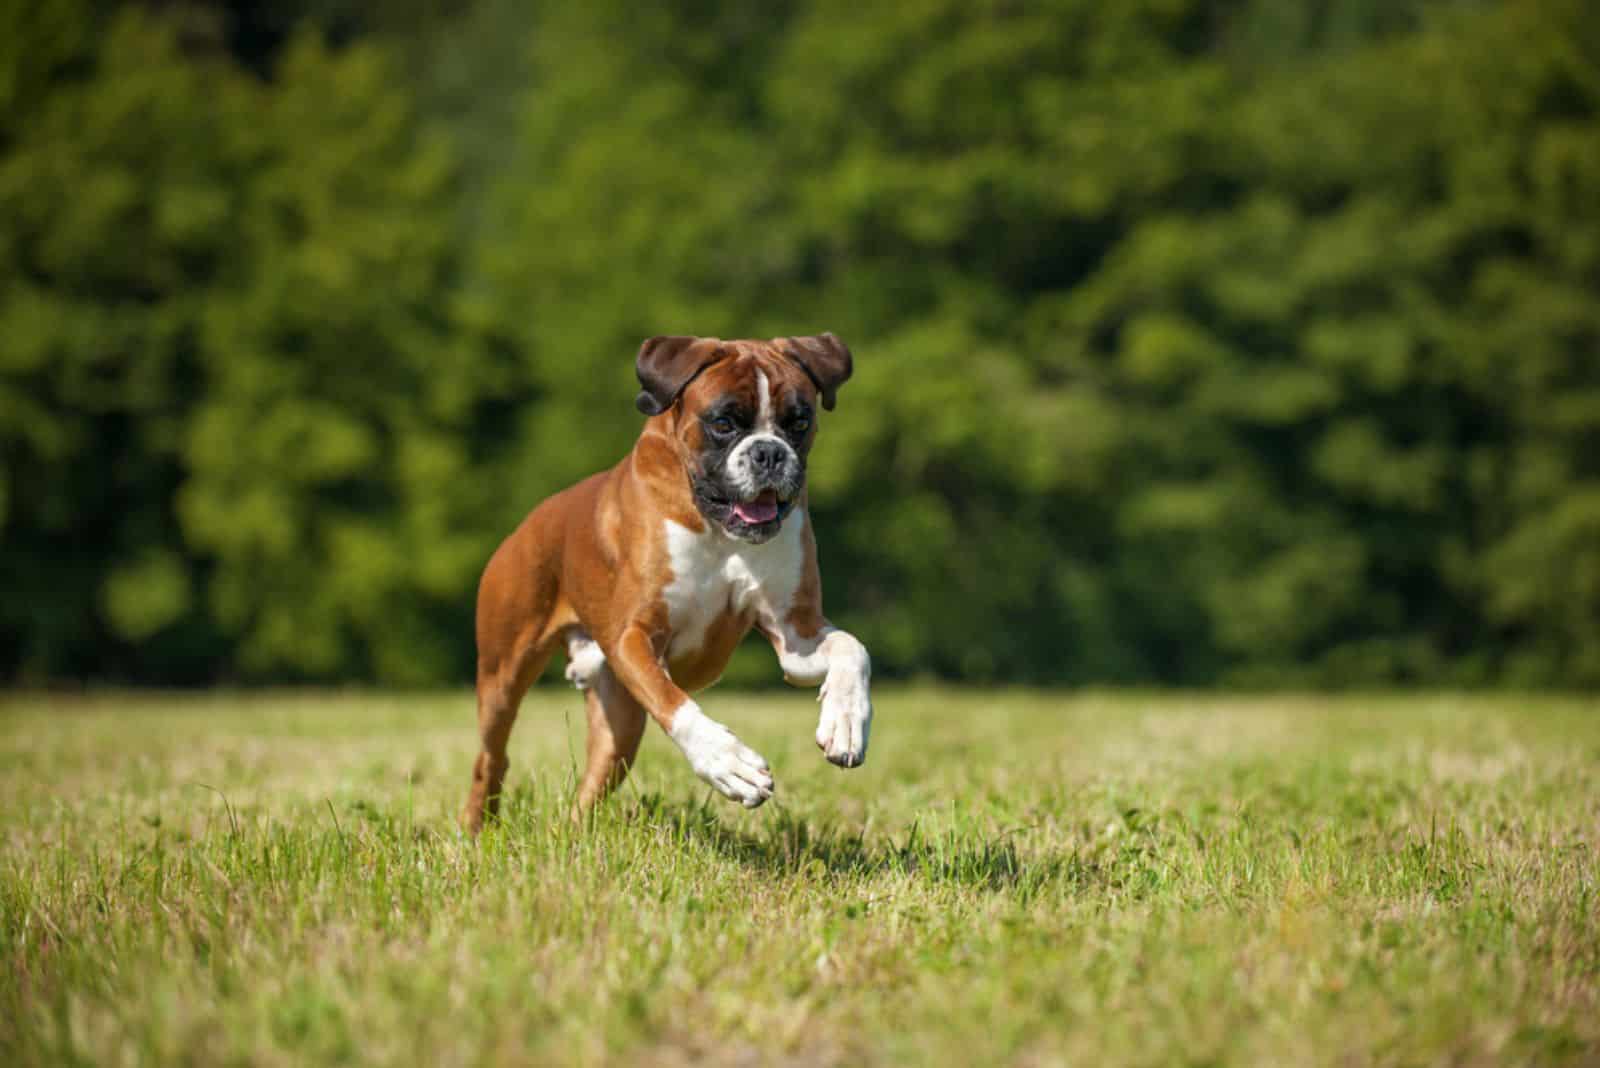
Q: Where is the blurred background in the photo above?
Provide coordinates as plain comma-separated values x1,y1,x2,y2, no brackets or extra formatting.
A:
1,0,1596,690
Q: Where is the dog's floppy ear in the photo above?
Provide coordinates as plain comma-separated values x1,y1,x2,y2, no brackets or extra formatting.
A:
778,333,853,411
635,336,723,416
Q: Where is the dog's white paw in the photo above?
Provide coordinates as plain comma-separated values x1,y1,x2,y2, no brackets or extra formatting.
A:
669,702,774,808
564,635,606,690
816,662,871,768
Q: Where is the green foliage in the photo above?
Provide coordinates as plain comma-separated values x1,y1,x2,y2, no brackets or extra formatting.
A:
1,0,1597,685
0,6,512,682
468,0,1598,686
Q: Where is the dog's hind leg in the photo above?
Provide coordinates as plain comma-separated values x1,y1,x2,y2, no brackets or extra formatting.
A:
461,636,552,834
575,666,647,816
462,509,569,834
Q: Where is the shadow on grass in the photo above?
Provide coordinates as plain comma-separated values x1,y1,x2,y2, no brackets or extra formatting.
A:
625,794,1088,898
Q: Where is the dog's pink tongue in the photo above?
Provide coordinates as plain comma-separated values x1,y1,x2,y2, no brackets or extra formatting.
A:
733,491,780,524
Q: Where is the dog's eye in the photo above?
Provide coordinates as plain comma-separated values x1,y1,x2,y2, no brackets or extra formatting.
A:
708,415,737,435
788,416,811,436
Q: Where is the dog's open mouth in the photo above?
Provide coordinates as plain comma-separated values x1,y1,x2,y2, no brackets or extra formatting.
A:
732,490,782,525
692,478,797,538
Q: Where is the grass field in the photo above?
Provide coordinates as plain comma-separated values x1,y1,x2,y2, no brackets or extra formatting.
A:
2,688,1597,1066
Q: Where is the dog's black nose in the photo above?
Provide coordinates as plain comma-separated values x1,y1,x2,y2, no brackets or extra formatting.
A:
748,439,786,474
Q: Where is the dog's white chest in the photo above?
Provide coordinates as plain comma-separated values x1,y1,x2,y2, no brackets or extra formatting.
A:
662,515,802,659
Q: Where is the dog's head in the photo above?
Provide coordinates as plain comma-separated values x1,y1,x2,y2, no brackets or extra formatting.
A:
635,334,853,543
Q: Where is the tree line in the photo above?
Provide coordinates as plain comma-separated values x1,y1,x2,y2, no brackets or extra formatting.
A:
2,0,1596,687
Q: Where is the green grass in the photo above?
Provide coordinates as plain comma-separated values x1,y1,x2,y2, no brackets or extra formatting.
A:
2,689,1597,1066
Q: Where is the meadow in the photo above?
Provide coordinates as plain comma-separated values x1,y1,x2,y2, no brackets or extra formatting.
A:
2,688,1596,1066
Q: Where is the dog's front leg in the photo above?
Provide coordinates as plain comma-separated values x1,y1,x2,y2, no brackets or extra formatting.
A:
607,625,775,808
765,621,872,768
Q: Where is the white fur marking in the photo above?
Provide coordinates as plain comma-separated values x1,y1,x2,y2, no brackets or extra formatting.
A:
755,368,773,429
726,433,795,499
662,513,804,662
564,632,606,690
815,631,872,767
774,625,873,767
668,700,774,807
724,366,800,500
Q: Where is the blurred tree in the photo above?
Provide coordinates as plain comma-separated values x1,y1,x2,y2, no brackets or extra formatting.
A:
0,4,519,682
1,1,231,680
1,0,1595,687
471,0,1599,686
1058,0,1600,684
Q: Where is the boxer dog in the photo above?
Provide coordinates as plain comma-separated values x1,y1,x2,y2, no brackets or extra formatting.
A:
461,334,872,832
